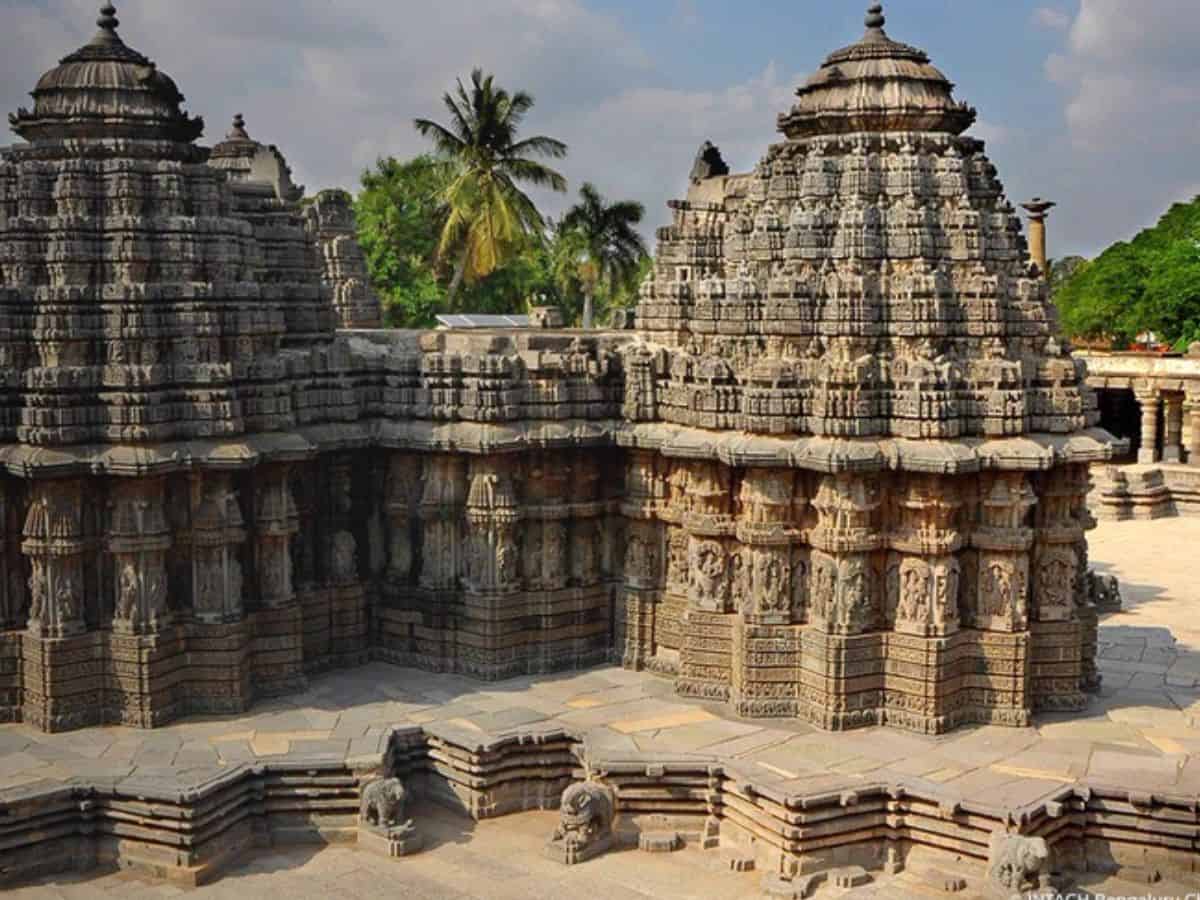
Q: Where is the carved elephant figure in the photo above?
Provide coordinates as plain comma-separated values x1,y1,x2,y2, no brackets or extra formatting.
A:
360,777,408,830
987,830,1049,894
553,781,615,847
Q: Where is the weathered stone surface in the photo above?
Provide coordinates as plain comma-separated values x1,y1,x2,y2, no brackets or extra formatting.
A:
0,2,1122,746
544,780,617,865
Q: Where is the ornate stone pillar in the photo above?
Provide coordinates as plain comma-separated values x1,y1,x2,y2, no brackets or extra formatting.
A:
22,480,87,638
108,479,171,635
1136,388,1160,465
255,466,299,608
190,473,246,624
1163,392,1185,463
1187,387,1200,465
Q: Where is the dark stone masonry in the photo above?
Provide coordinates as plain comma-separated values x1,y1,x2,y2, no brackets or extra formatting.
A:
0,1,1121,740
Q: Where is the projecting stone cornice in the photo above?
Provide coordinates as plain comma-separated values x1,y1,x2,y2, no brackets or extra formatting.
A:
616,423,1125,474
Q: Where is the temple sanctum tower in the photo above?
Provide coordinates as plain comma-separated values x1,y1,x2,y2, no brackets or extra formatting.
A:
0,4,1120,735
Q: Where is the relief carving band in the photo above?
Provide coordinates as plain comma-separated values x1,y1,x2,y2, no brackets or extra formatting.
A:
0,1,1121,739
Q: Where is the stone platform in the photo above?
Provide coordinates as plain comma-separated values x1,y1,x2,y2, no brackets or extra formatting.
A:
1,517,1199,891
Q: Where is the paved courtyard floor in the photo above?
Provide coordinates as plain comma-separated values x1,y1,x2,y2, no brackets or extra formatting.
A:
5,517,1200,898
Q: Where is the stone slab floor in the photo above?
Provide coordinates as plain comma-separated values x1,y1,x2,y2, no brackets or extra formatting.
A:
6,517,1200,898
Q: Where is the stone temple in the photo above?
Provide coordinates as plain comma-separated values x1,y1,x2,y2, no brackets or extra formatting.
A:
12,7,1200,898
0,2,1120,739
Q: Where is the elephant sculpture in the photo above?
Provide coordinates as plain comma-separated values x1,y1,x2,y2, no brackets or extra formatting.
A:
360,777,408,831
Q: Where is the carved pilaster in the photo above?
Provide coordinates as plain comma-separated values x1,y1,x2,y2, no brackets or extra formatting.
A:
326,456,359,586
464,458,521,595
969,473,1036,632
418,456,467,592
385,454,420,583
108,478,171,635
22,480,87,638
190,473,246,624
809,474,882,635
735,469,799,624
624,519,661,592
886,475,963,636
255,466,299,606
887,554,960,637
0,488,19,630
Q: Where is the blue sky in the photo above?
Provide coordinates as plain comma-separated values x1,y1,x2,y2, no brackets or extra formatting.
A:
3,1,1199,259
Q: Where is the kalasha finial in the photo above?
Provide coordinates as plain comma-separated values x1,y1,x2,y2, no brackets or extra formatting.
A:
228,113,250,140
865,3,885,30
97,2,119,33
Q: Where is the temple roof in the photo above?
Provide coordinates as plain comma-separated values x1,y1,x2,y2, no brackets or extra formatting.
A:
209,114,305,202
8,3,204,145
778,4,977,139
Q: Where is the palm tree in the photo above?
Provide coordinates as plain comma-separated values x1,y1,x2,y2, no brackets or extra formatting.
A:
414,69,567,309
559,183,648,328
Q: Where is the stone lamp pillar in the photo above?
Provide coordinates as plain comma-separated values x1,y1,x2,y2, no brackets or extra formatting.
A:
1021,198,1057,277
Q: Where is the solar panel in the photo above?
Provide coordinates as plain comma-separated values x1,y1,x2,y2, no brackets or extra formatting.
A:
435,314,531,329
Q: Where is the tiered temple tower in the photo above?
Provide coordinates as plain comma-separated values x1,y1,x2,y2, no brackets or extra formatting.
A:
617,4,1116,731
0,4,1119,734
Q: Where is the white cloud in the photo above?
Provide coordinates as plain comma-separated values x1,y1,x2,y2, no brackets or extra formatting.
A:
1032,7,1072,31
0,0,802,239
1034,0,1200,253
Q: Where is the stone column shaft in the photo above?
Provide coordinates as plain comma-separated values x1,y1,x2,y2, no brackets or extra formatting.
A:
1163,393,1184,464
1136,390,1160,465
1185,392,1200,466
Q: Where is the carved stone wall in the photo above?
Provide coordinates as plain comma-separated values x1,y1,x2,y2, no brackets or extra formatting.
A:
0,5,1120,735
618,454,1097,732
376,448,621,680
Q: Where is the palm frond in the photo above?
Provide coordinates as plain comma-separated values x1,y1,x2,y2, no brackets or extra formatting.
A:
413,118,467,158
506,135,569,161
501,157,568,193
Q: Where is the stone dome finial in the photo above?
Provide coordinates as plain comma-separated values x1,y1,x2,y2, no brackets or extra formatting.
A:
228,113,250,140
865,3,885,30
95,3,120,39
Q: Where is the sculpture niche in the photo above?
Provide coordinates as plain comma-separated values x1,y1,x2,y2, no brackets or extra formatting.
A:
358,777,422,858
544,781,617,866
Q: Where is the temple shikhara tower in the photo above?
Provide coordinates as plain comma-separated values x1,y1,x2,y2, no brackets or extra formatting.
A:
0,4,1118,736
619,3,1117,731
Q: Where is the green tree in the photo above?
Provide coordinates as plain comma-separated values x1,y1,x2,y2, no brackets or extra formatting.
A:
558,183,648,328
1053,196,1200,348
414,69,567,308
355,155,450,327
